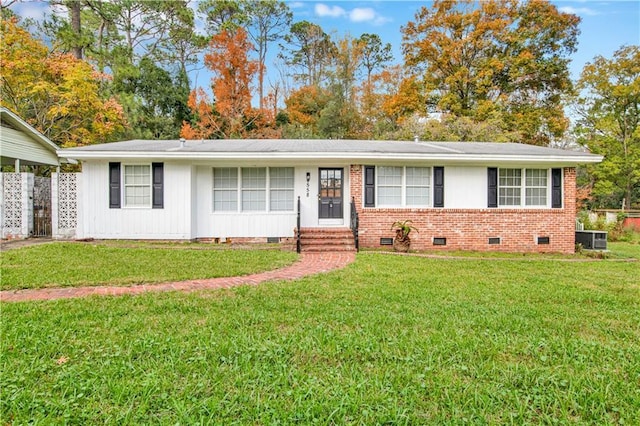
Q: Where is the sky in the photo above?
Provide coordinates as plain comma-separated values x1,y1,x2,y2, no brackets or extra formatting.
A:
8,0,640,84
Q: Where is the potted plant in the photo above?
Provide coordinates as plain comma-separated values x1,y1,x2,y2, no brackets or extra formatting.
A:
391,220,418,252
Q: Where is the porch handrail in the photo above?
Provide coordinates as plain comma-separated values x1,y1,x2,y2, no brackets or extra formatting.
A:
296,196,301,253
350,197,359,252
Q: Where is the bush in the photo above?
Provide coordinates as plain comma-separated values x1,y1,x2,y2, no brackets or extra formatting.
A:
577,211,636,242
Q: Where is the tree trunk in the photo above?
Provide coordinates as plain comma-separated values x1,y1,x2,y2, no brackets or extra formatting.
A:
69,0,83,60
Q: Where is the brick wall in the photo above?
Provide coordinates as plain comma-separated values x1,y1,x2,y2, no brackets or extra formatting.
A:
350,165,577,253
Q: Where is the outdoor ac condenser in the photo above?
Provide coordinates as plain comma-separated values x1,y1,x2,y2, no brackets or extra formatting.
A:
575,230,607,250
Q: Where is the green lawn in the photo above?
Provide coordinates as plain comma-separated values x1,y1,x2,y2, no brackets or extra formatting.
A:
2,245,638,424
0,241,298,290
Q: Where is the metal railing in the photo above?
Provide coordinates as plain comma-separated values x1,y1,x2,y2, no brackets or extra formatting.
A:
296,196,301,253
350,197,359,252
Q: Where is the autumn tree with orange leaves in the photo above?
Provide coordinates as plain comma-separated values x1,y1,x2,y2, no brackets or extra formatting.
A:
182,28,258,139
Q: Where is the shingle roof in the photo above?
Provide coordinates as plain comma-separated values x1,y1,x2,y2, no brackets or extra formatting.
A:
58,139,602,164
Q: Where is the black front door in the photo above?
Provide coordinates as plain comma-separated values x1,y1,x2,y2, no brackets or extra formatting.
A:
319,168,343,219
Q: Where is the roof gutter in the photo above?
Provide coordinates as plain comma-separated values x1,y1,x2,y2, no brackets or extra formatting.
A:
58,149,604,165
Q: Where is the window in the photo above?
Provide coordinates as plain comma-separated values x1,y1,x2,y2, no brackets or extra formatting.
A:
498,168,549,207
124,165,151,207
375,166,431,207
270,167,294,211
213,168,238,211
525,169,547,206
498,168,521,206
406,167,430,206
109,163,163,209
242,168,266,211
377,166,402,205
213,167,294,212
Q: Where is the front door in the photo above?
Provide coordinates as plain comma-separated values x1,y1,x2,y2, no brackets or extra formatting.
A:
319,168,343,219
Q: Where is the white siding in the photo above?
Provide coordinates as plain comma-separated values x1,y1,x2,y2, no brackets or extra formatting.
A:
444,166,487,208
194,165,351,238
0,127,59,166
195,166,298,238
80,161,192,239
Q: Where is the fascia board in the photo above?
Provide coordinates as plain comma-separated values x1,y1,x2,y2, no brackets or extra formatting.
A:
59,149,604,165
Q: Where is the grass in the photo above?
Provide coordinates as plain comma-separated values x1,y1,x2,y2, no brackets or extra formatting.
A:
0,241,298,290
2,244,639,424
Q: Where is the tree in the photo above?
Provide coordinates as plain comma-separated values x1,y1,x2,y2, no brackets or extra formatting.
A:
281,21,336,86
377,66,425,126
197,0,246,34
38,1,199,140
183,28,258,138
402,0,580,145
316,35,364,139
358,33,393,121
283,85,331,137
0,17,126,146
574,45,640,209
242,0,291,111
116,56,191,139
358,33,393,87
180,88,221,139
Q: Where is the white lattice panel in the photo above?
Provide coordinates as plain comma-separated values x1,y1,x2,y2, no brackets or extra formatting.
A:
58,173,78,229
2,173,23,229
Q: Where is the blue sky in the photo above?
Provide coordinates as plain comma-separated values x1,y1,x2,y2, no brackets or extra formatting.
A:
9,0,640,83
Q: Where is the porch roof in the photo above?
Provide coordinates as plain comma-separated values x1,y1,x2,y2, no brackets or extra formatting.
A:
58,139,603,166
1,107,60,166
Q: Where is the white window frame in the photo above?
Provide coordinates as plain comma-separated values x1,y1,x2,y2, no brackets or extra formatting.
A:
213,167,239,212
269,167,295,212
212,167,295,213
498,168,550,208
123,164,151,208
525,169,548,206
376,166,431,208
241,167,267,211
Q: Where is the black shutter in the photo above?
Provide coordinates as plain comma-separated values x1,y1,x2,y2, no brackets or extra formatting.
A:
551,168,562,208
152,162,164,209
109,162,121,209
433,166,444,208
487,167,498,208
364,166,375,207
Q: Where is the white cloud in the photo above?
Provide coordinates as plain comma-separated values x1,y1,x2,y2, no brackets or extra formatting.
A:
289,2,305,9
314,3,391,26
558,6,600,16
315,3,346,18
350,7,375,23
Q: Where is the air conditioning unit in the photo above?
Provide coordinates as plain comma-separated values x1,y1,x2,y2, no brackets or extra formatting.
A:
575,230,607,250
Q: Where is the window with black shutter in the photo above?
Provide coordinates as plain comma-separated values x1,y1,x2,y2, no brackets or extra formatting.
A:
109,162,121,208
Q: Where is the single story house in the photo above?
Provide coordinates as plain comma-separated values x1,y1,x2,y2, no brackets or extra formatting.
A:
59,139,602,253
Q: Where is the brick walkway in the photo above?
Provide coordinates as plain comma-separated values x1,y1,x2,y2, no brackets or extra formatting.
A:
0,252,356,303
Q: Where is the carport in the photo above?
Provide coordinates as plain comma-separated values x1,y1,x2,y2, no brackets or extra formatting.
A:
1,107,61,239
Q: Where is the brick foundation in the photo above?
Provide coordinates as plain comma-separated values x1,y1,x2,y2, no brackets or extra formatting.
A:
350,165,577,253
